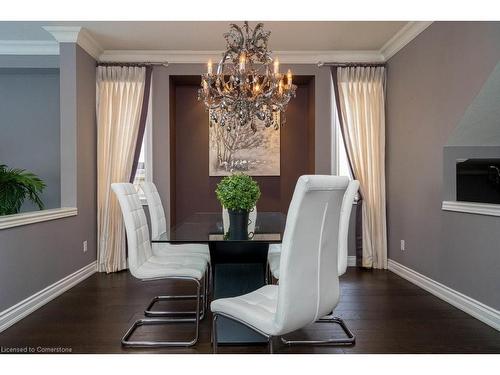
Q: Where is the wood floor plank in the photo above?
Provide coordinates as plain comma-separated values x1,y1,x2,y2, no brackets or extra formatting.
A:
0,268,498,354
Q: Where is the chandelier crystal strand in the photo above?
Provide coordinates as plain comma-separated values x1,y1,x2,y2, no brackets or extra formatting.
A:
198,22,297,132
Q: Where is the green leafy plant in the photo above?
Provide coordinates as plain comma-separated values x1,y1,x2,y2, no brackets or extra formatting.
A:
0,164,46,215
215,173,261,212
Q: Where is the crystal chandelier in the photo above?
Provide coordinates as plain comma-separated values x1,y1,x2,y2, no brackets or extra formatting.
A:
198,21,297,132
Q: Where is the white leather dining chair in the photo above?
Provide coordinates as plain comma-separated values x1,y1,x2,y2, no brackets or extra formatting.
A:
267,180,358,282
210,175,350,353
265,179,359,346
142,182,210,263
112,183,208,347
266,243,281,280
222,206,257,236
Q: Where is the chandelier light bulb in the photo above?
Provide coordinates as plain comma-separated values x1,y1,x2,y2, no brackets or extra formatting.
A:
274,58,280,75
207,59,213,75
239,52,247,73
287,69,292,86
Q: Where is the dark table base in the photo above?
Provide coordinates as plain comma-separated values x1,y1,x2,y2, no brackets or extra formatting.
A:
209,242,270,345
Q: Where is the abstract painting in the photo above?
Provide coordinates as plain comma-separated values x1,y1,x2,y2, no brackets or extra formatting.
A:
209,111,280,176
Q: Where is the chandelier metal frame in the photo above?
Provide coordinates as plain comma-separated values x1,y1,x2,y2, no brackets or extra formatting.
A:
198,21,297,132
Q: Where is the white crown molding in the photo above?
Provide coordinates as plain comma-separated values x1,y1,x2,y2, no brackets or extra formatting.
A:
0,261,97,333
0,207,77,230
99,50,221,64
442,200,500,217
99,49,383,64
76,28,104,60
380,21,433,60
42,26,103,60
278,50,384,64
388,259,500,331
2,21,430,63
0,40,59,55
42,26,82,43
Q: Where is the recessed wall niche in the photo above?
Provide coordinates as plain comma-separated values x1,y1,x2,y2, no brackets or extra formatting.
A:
169,75,315,225
0,67,61,213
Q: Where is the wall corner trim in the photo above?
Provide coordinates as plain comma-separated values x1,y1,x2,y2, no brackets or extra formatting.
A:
0,207,78,230
42,26,102,60
442,200,500,217
388,259,500,331
380,21,433,60
0,261,97,333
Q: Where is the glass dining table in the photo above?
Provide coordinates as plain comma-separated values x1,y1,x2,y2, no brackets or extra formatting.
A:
151,211,286,345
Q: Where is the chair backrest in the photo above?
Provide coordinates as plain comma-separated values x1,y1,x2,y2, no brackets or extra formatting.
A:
274,175,349,335
142,182,167,239
337,180,360,276
111,183,152,278
222,206,257,235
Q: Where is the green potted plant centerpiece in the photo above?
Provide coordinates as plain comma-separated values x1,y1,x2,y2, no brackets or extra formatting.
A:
215,173,261,240
0,164,46,216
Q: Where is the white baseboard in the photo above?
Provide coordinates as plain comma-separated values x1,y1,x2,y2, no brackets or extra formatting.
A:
0,261,97,333
388,259,500,331
347,255,356,267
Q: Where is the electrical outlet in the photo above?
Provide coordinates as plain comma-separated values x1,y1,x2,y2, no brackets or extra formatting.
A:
83,240,88,253
400,240,406,251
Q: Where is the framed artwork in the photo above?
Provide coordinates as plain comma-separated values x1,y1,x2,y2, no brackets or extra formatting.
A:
208,111,281,176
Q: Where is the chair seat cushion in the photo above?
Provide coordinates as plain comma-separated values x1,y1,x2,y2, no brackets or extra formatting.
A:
134,255,208,280
152,243,211,263
267,244,281,279
268,243,281,255
211,285,280,336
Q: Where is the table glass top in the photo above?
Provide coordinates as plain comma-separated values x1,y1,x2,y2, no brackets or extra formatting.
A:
151,212,285,243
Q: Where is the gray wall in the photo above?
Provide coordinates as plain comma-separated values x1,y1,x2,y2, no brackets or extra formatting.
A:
0,45,97,312
0,55,59,69
446,62,500,147
0,68,61,211
386,22,500,309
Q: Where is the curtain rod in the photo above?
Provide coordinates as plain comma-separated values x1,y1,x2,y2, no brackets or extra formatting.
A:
317,62,386,68
96,62,169,68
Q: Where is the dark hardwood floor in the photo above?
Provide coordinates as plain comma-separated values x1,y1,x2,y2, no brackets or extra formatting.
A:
0,268,499,354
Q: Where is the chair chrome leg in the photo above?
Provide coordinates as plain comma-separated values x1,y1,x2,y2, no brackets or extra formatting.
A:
269,336,274,354
144,295,200,316
204,270,209,313
280,316,355,346
207,262,212,295
144,274,208,320
122,278,201,347
212,313,219,354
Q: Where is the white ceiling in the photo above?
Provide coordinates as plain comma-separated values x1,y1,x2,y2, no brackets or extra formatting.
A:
0,21,407,51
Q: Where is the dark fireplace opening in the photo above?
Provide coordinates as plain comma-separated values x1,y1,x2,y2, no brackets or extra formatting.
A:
456,159,500,204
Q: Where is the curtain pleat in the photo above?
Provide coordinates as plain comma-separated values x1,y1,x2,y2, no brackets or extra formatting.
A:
96,66,147,273
332,66,387,269
130,67,152,182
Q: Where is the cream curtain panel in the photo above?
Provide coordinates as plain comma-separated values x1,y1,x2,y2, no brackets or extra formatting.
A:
334,66,387,269
97,66,147,273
